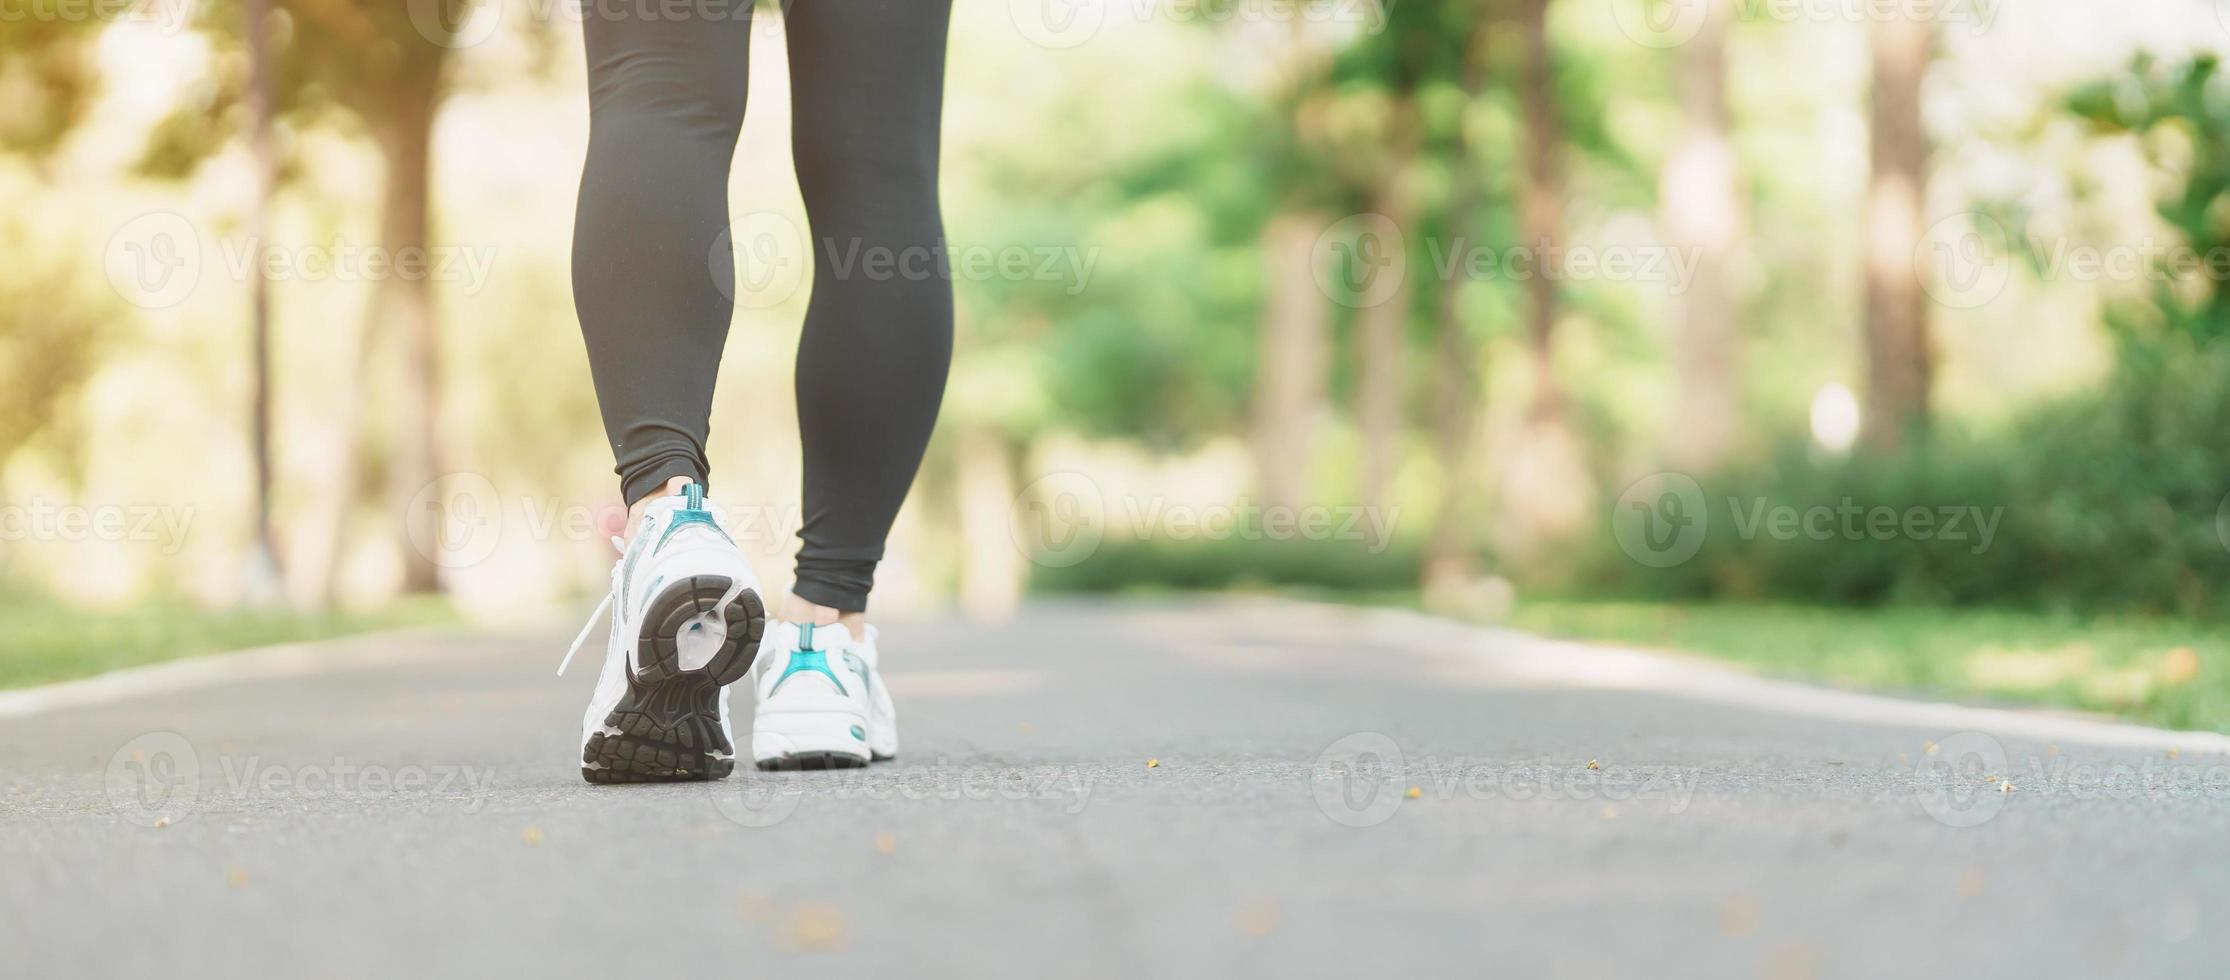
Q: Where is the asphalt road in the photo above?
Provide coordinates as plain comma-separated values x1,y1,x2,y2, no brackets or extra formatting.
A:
3,597,2226,979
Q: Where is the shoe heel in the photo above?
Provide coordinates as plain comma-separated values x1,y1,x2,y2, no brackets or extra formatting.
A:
752,704,871,770
635,575,766,687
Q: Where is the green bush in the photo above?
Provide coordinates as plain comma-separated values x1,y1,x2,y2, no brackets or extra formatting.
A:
1574,342,2230,619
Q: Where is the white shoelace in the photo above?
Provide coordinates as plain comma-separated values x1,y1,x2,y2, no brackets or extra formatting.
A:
555,535,628,677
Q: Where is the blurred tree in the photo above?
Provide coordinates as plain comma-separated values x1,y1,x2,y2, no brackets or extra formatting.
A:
0,7,104,160
1518,0,1564,419
1251,24,1342,513
0,7,117,475
148,0,472,599
1861,9,1933,451
1491,0,1598,565
1659,0,1744,471
242,0,282,603
1337,57,1423,515
1421,8,1497,600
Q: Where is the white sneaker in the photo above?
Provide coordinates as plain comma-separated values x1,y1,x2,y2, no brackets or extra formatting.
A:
559,483,767,783
749,621,897,770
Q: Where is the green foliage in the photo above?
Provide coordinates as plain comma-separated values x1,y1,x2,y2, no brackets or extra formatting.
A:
1031,536,1424,594
0,591,452,689
2068,53,2230,344
1513,600,2230,732
1565,341,2230,619
0,8,105,156
0,256,116,467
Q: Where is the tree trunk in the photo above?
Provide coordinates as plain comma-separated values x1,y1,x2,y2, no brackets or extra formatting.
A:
1518,0,1564,420
1422,18,1492,597
1493,0,1597,567
242,0,283,605
1354,102,1420,514
1660,0,1743,472
1252,213,1334,512
382,77,446,594
1862,10,1933,452
955,426,1022,622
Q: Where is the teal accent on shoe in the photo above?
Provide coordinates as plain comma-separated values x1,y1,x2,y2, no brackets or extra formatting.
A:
849,725,866,741
656,507,731,552
683,483,703,510
619,538,646,614
772,647,847,696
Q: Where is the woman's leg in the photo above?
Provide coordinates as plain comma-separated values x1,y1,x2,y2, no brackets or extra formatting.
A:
784,0,958,615
573,0,757,507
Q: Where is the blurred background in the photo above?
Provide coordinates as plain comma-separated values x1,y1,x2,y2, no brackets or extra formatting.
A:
5,0,2230,725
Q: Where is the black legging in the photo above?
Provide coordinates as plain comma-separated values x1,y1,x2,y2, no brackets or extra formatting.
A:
572,0,955,612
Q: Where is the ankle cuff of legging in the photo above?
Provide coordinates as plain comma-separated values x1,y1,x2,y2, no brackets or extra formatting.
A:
620,456,706,508
791,561,873,613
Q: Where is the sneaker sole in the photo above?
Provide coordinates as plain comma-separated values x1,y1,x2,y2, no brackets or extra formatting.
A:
582,674,735,783
581,576,766,784
756,751,870,772
752,705,872,771
632,575,765,688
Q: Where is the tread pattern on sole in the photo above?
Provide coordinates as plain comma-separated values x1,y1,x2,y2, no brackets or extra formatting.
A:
582,673,735,783
634,576,766,687
755,751,870,772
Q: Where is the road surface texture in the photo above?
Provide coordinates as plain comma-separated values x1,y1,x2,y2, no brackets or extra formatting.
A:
4,597,2226,979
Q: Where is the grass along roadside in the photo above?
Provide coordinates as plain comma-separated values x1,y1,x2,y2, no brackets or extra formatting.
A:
1508,601,2230,733
0,594,454,690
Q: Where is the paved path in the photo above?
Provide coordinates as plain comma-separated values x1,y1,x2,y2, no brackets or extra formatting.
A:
3,598,2226,978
